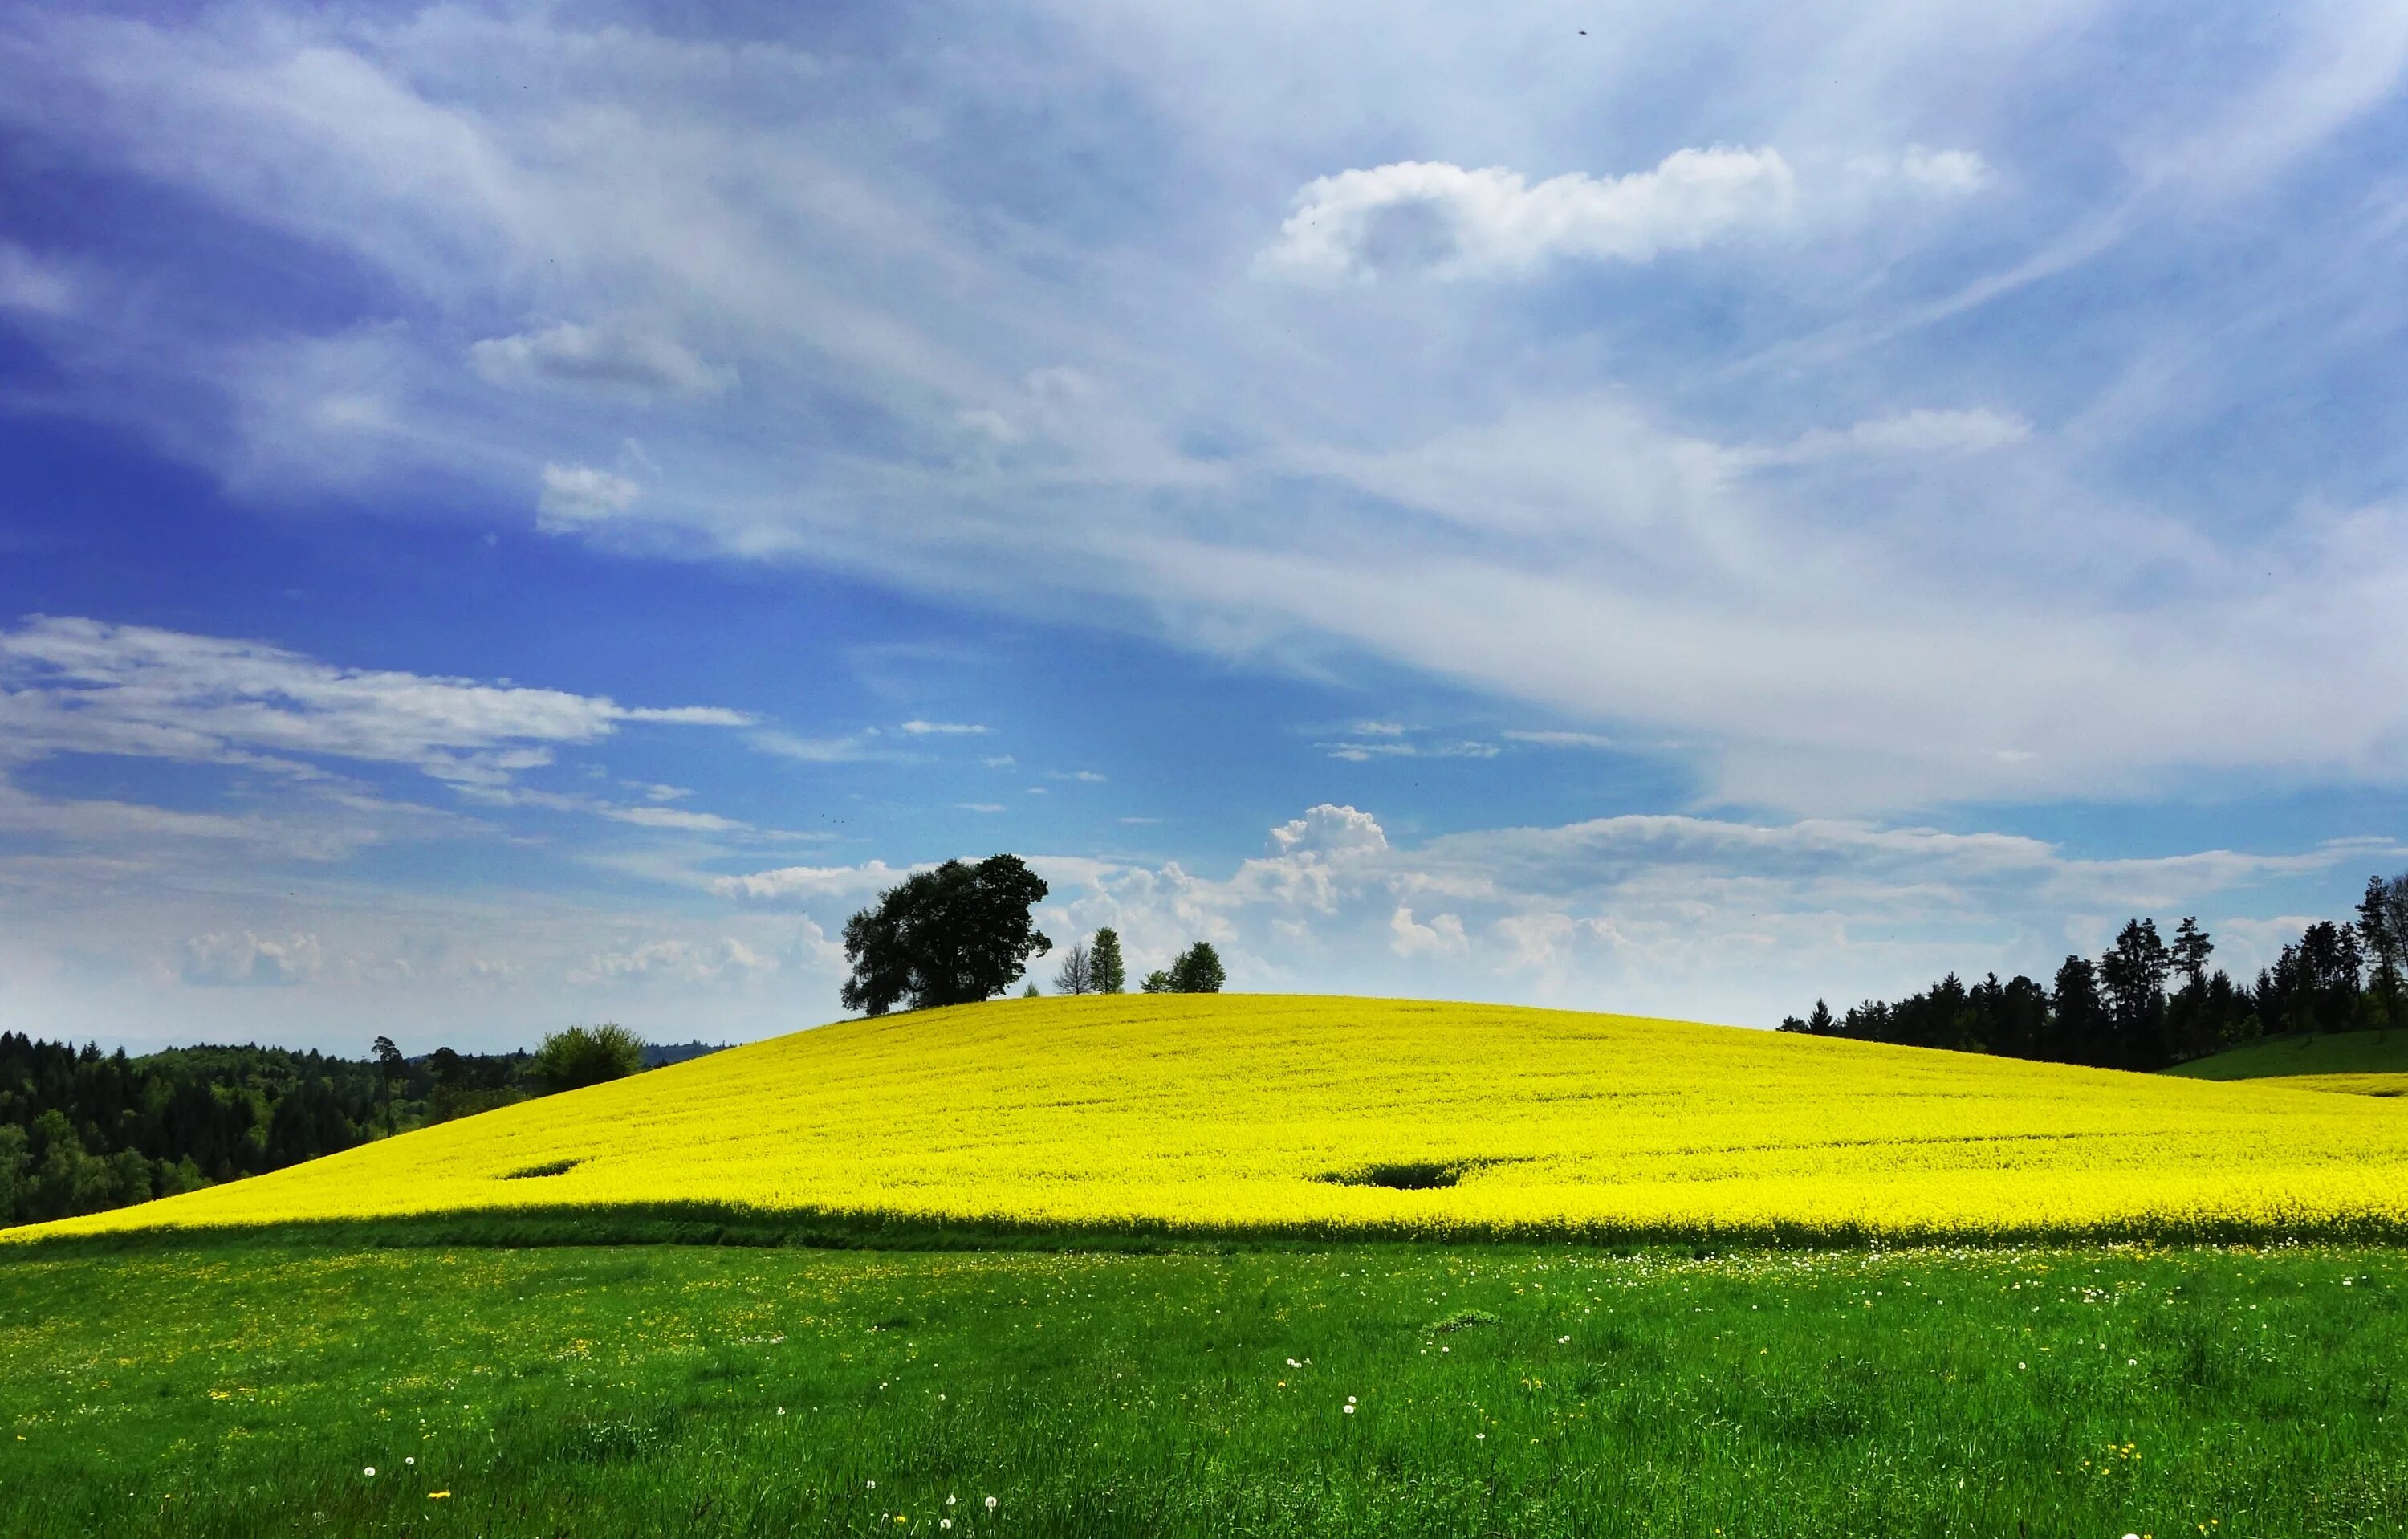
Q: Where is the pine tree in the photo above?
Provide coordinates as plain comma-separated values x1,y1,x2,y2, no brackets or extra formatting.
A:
1089,928,1126,994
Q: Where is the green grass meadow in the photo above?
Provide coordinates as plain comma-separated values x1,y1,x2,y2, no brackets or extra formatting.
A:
2166,1031,2408,1081
3,1235,2403,1537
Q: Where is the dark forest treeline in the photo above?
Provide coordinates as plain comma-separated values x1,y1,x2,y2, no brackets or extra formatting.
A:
0,1035,539,1228
1782,872,2408,1071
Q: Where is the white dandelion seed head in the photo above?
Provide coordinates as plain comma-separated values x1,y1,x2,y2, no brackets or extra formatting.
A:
986,1496,998,1510
866,1480,876,1489
405,1457,414,1466
363,1467,375,1478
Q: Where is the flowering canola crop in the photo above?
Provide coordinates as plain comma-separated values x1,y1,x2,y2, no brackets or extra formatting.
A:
18,995,2408,1244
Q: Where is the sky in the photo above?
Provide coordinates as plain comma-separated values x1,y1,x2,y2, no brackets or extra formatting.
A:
3,0,2408,1053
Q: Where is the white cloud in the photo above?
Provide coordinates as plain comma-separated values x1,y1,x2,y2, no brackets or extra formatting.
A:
1751,407,2032,466
749,729,889,763
956,801,1007,812
567,936,776,987
1389,906,1468,957
1269,803,1390,858
1504,730,1618,750
471,320,730,397
1006,805,2406,1025
0,615,749,790
982,755,1017,768
8,5,2408,823
1893,145,1992,196
181,930,323,987
900,719,990,735
710,861,915,902
1849,145,1994,197
0,241,77,316
537,462,641,530
601,804,746,833
1046,769,1108,783
1255,148,1798,283
1320,736,1499,762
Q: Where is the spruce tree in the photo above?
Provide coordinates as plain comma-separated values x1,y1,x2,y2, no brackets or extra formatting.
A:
1089,928,1127,994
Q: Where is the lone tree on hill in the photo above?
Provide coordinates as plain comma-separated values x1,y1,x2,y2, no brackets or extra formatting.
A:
1171,941,1226,994
534,1023,647,1092
1141,941,1226,994
1053,940,1094,995
840,853,1051,1016
1089,928,1126,994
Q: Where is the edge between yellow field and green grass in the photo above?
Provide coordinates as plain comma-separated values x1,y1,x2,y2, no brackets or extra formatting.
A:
2164,1029,2408,1097
12,994,2408,1250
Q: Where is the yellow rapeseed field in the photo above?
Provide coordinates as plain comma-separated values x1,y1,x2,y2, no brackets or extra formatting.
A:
18,995,2408,1244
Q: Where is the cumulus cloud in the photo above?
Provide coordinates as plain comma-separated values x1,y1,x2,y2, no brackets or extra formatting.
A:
1268,803,1390,858
1885,145,1994,196
1011,805,2406,1024
537,463,641,531
567,935,775,987
181,930,323,987
471,320,730,397
1389,906,1468,957
1255,148,1797,283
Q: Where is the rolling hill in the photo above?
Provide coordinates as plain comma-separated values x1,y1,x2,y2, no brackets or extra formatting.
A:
17,995,2408,1245
2166,1030,2408,1097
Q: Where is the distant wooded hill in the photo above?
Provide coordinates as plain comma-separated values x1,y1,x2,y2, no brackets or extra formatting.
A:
0,1032,722,1229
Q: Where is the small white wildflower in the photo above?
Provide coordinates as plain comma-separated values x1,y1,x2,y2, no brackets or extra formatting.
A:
1342,1403,1355,1414
866,1480,876,1490
363,1468,376,1479
405,1457,414,1467
947,1496,957,1507
986,1496,998,1511
1558,1336,1569,1344
777,1407,785,1415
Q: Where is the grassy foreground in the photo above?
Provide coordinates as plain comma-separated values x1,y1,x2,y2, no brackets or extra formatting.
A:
2,1235,2402,1537
22,995,2408,1246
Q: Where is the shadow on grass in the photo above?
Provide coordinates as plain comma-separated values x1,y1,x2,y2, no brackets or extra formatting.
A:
11,1195,2408,1260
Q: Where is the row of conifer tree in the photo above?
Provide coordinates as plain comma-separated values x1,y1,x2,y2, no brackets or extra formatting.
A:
1046,928,1225,996
1781,872,2408,1069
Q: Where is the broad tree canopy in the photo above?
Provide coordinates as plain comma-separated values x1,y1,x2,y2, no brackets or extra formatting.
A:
840,854,1052,1016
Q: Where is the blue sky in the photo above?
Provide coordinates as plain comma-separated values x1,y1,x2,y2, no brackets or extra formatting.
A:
3,0,2407,1052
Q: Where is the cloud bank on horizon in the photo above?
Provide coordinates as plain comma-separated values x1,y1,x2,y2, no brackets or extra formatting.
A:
3,0,2408,1047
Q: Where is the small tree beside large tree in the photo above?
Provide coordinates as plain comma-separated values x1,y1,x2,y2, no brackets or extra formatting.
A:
840,854,1052,1016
